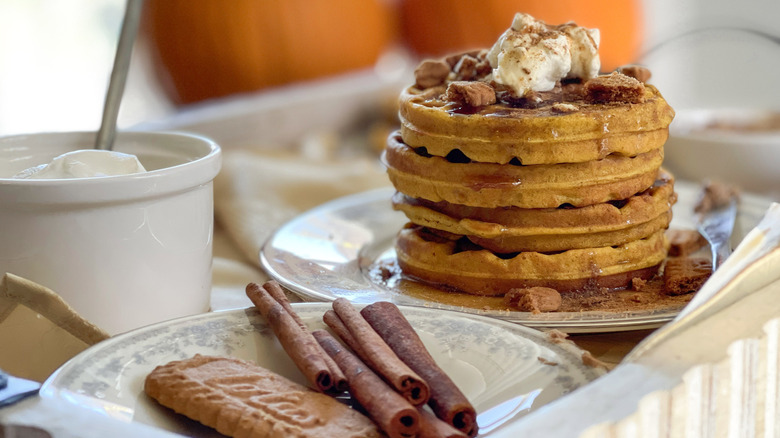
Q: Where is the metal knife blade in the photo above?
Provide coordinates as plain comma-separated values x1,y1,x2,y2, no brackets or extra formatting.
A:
0,370,40,408
697,196,738,272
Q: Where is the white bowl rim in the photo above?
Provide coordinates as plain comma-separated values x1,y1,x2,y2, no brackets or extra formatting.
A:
0,130,222,204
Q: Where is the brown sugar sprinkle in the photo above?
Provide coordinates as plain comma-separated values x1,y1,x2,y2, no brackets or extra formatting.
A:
576,287,611,309
663,257,712,296
667,229,708,257
585,72,646,104
414,59,451,89
445,81,496,107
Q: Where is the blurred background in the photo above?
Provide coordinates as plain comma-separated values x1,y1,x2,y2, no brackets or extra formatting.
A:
0,0,778,137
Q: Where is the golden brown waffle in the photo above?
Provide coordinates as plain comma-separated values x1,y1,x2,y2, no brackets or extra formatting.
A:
466,213,670,253
395,225,669,296
384,131,663,209
399,84,674,165
392,171,676,253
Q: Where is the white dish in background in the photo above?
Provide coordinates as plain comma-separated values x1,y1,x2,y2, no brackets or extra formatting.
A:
134,65,411,150
664,108,780,198
260,181,773,333
40,303,603,437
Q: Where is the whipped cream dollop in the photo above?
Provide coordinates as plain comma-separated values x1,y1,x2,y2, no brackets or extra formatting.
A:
13,150,147,179
486,13,600,96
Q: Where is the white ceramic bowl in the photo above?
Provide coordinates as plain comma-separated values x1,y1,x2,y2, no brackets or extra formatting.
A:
0,131,221,334
663,108,780,198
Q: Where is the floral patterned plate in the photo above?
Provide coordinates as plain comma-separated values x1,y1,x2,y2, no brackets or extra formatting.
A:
41,303,603,437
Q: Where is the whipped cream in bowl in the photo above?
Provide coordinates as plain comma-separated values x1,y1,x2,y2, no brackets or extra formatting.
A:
12,149,147,179
0,131,222,334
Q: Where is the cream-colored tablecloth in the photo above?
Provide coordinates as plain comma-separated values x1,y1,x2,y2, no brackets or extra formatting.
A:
210,148,392,308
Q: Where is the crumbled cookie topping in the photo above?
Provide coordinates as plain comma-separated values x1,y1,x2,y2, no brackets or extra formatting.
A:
585,72,646,104
444,50,484,69
616,64,652,83
452,54,492,81
538,357,559,366
452,55,480,81
445,81,497,107
411,54,654,108
694,180,739,215
667,229,708,257
414,59,451,89
630,276,647,291
504,286,562,313
546,329,569,343
663,257,712,296
581,351,610,369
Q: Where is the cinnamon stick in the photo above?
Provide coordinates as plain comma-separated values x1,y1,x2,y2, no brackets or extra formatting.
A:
331,298,430,407
417,407,468,438
323,309,364,356
245,282,335,392
361,301,478,437
313,330,419,438
262,281,347,392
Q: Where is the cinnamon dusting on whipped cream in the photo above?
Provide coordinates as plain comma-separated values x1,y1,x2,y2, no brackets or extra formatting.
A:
487,13,600,96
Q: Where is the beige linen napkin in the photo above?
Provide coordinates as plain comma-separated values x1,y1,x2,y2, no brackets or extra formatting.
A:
211,149,392,309
0,273,110,382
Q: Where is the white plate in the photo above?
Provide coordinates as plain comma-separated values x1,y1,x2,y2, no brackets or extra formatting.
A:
260,181,773,333
40,303,602,437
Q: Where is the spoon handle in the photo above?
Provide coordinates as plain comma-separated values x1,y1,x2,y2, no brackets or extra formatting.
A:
95,0,144,151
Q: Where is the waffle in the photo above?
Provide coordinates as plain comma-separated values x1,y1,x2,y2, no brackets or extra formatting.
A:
400,83,674,165
392,171,676,253
395,225,669,296
385,131,663,209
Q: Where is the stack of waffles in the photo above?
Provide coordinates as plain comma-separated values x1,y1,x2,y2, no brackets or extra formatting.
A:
383,50,676,297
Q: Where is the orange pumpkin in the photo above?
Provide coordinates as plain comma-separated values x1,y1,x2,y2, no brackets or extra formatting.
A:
142,0,398,105
399,0,643,72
